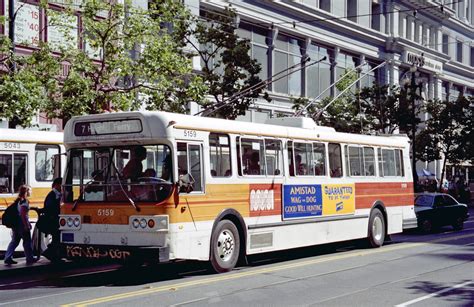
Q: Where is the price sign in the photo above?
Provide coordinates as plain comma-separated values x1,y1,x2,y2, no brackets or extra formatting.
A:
4,1,40,46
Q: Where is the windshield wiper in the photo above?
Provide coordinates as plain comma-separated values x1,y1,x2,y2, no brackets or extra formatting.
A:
111,161,140,212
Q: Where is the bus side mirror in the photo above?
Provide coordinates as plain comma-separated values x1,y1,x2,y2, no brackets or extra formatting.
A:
178,173,195,193
52,154,61,178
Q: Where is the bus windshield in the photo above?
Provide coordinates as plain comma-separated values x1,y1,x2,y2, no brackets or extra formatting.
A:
64,144,173,203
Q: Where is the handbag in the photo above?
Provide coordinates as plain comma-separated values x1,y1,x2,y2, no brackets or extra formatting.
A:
36,212,54,235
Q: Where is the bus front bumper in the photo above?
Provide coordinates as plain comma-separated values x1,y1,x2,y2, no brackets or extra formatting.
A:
59,244,170,263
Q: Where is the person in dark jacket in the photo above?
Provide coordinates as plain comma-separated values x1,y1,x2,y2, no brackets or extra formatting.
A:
41,177,62,262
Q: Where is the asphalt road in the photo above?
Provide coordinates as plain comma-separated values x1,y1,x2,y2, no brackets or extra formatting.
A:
0,211,473,307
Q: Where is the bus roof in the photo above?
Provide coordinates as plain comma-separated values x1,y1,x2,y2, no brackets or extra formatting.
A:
64,111,409,148
0,128,63,144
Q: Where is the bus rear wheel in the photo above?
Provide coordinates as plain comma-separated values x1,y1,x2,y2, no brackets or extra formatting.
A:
367,208,385,248
210,220,240,273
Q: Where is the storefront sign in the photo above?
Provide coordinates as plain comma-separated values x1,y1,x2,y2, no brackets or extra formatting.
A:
403,51,443,74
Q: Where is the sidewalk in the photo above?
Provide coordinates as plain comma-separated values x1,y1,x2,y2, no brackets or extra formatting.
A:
0,256,54,277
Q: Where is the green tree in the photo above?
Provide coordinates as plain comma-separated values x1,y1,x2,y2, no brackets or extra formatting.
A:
0,36,50,128
1,0,207,127
417,95,473,190
189,8,264,119
292,69,364,133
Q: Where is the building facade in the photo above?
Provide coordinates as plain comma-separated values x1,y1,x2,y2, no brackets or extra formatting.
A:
1,0,473,179
191,0,474,181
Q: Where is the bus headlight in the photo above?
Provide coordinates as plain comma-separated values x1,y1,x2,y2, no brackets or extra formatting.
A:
132,218,140,229
59,215,81,230
129,215,168,231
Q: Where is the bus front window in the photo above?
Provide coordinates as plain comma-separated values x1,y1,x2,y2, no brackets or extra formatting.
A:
64,145,173,203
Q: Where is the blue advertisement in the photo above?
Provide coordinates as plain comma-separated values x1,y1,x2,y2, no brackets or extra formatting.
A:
283,185,323,219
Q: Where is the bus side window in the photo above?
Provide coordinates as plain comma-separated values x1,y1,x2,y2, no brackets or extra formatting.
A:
0,155,12,193
177,142,204,192
288,141,294,177
209,133,231,177
329,143,342,178
239,138,265,176
35,144,60,181
264,139,283,176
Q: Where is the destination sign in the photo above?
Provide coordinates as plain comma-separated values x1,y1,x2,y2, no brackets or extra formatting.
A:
74,119,142,136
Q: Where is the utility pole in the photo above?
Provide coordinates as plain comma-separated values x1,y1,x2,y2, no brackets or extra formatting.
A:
410,65,418,188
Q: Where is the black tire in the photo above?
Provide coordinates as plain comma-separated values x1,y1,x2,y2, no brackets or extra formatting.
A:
367,208,385,248
210,220,240,273
452,217,464,231
419,219,433,233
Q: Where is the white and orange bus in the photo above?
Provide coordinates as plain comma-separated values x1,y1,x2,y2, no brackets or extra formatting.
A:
59,111,417,272
0,128,65,252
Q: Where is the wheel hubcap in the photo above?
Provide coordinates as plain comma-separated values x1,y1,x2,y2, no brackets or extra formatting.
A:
372,216,383,241
217,229,235,262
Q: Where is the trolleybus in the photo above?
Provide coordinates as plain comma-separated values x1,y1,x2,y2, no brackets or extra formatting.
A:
0,128,65,252
59,111,417,272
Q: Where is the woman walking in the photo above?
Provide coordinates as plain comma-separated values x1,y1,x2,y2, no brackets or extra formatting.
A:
4,185,37,265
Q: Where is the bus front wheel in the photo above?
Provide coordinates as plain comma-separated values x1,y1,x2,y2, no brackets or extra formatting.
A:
367,208,385,248
210,220,240,273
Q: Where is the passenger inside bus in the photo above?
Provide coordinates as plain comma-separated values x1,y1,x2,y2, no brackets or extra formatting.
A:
290,154,304,176
122,146,147,181
0,164,10,193
160,155,172,181
245,152,261,175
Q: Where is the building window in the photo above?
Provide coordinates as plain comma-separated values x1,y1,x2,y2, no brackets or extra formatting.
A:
347,0,357,22
442,34,449,55
456,40,463,62
319,0,330,12
274,34,303,96
307,43,331,99
360,62,379,88
302,0,317,7
441,82,449,102
471,47,474,67
335,52,357,94
238,24,269,81
371,2,381,31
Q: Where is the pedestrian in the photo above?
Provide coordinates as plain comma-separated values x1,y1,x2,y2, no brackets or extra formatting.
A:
4,185,37,265
41,177,62,262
